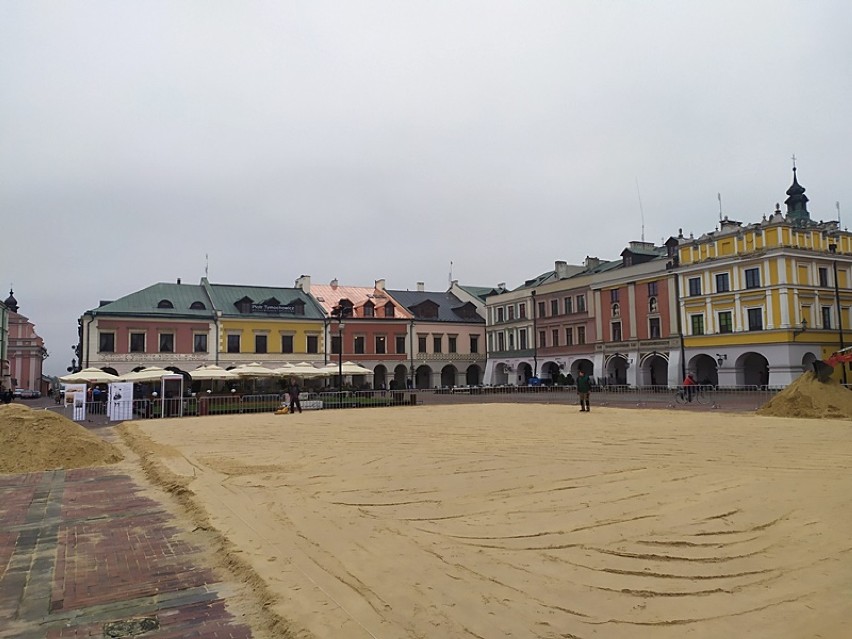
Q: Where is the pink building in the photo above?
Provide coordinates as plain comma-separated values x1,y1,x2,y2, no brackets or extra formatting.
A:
4,290,48,393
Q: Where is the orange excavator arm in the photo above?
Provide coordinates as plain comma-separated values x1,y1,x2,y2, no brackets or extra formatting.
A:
813,346,852,381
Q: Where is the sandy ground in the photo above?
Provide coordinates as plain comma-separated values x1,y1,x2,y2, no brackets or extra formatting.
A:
123,404,852,639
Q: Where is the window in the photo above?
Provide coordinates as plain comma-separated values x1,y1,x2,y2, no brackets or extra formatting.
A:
718,311,733,334
281,335,294,353
564,297,573,314
647,281,658,296
612,303,620,317
819,267,829,287
354,336,365,354
610,289,620,303
577,326,586,345
255,334,267,354
550,299,558,316
519,303,526,319
363,303,375,317
747,308,763,331
576,295,586,312
519,329,527,350
538,330,546,348
130,332,146,353
551,329,559,347
508,305,515,320
157,299,174,309
688,277,702,296
537,301,546,317
448,336,457,353
331,335,341,355
497,332,505,351
649,296,658,313
649,317,661,338
418,336,427,353
227,334,240,353
470,335,479,353
508,333,515,350
691,314,704,336
99,332,115,353
822,306,832,329
384,303,395,317
396,335,406,354
159,333,174,353
194,333,208,353
433,336,443,353
497,307,504,322
375,335,386,354
611,322,622,342
190,301,206,310
565,327,573,346
745,268,761,289
715,273,730,293
306,335,319,354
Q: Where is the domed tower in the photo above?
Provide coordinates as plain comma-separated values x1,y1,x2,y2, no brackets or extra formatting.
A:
3,289,18,313
784,165,810,226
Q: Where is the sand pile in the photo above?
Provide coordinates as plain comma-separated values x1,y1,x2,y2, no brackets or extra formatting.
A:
757,371,852,419
0,404,123,474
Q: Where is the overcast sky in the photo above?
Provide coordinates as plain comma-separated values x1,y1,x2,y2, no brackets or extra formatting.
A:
2,1,851,376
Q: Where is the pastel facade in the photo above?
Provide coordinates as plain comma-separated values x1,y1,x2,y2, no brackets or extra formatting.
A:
4,290,47,392
673,170,852,386
0,297,10,390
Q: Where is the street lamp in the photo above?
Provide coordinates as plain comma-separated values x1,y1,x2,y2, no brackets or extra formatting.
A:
531,289,538,379
331,305,352,390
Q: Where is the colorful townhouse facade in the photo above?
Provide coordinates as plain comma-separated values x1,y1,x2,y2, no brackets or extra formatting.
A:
672,169,852,386
4,289,48,393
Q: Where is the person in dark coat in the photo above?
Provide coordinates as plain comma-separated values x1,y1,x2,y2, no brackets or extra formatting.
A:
576,370,592,412
288,378,302,414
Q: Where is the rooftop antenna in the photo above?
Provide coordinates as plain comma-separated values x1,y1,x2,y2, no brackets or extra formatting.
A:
448,260,453,285
717,192,723,222
205,253,209,278
635,177,645,242
837,201,842,226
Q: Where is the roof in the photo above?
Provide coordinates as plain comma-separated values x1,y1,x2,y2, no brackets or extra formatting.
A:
387,290,484,323
456,285,503,302
310,283,412,319
205,283,326,319
87,283,213,318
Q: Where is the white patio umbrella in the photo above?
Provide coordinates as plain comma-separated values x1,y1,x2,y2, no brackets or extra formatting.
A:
59,367,119,384
119,367,176,382
231,362,279,377
279,363,329,379
189,365,237,381
320,361,373,376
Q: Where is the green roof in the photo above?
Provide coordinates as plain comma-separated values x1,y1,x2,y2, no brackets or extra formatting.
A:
88,283,213,317
206,283,326,319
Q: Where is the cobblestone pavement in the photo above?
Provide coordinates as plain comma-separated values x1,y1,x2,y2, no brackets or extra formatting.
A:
0,468,256,639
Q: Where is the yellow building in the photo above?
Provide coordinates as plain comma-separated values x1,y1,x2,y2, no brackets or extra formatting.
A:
673,168,852,386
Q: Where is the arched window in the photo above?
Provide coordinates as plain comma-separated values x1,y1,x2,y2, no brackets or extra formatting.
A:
611,303,620,318
649,296,658,313
157,299,174,309
190,301,206,310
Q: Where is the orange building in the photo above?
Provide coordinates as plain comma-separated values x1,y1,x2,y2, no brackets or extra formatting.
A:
4,290,48,394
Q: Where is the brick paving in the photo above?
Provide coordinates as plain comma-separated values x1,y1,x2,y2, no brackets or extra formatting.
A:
0,468,255,639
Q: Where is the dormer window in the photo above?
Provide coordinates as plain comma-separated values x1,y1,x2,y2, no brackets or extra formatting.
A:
157,299,174,309
384,302,395,317
363,301,375,317
190,301,206,310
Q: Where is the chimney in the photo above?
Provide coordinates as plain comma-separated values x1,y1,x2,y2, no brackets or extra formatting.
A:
375,278,386,291
295,275,311,294
330,278,338,290
177,278,181,285
497,282,506,291
584,256,601,269
416,281,425,292
555,260,570,279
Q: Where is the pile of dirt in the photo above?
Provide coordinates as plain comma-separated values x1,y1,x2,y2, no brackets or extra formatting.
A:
757,371,852,420
0,404,123,473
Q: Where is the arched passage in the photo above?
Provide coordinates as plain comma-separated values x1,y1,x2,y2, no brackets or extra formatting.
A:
465,364,481,386
441,365,458,388
801,352,818,372
570,359,594,379
737,352,769,387
640,353,668,387
373,364,387,390
540,361,561,384
415,365,432,389
393,364,409,389
606,355,629,385
688,354,718,386
518,362,533,384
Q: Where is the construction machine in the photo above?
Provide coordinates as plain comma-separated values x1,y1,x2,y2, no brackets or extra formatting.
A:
813,346,852,382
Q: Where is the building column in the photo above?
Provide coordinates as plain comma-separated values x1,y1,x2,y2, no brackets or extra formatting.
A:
768,365,801,387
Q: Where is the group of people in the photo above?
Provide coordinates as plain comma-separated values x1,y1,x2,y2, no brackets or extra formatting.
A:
573,370,701,411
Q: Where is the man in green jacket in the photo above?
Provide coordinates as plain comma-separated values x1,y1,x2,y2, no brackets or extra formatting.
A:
576,369,592,412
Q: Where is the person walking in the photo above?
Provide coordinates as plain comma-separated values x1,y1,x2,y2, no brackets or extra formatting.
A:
576,369,592,412
682,372,697,403
288,378,302,414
